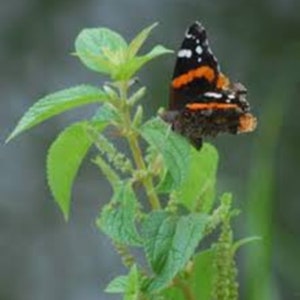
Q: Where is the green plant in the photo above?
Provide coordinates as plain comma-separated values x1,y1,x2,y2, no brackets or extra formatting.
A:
7,23,259,300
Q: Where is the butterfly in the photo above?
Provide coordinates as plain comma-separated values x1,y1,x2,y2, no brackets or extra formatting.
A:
162,21,257,149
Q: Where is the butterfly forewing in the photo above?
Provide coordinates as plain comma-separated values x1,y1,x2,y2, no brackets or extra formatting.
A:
170,22,221,109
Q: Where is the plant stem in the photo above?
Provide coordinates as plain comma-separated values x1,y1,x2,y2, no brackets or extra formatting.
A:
118,81,161,210
113,242,135,268
173,277,195,300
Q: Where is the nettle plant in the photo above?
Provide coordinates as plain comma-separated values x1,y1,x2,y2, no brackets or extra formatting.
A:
7,24,258,300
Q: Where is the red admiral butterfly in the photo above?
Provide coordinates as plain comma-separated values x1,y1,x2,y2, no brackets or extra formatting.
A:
162,21,257,149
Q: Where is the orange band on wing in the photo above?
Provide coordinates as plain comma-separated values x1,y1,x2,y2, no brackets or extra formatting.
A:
172,66,215,89
186,102,238,110
216,73,230,89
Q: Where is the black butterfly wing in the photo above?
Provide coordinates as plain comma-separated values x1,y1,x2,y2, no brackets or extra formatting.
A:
169,22,229,110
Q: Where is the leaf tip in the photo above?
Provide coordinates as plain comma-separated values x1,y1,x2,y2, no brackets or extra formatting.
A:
149,22,159,30
5,130,18,144
63,210,70,222
54,195,70,222
5,135,12,144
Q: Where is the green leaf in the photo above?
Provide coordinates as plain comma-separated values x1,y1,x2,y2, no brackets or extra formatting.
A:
155,171,174,194
75,28,128,74
142,211,177,274
177,143,219,213
233,236,262,253
74,25,171,80
127,23,158,59
124,265,140,300
141,118,219,212
105,265,140,300
142,211,209,292
47,121,107,220
140,118,191,189
92,102,120,124
105,275,128,294
162,249,215,300
7,85,106,142
115,45,173,80
105,265,141,299
96,182,142,246
189,249,215,300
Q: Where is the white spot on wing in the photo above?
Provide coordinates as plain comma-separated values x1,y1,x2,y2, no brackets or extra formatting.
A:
204,92,223,99
185,28,195,39
177,49,192,58
195,45,203,55
197,57,202,63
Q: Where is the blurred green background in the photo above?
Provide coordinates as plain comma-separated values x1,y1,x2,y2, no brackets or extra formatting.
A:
1,0,300,299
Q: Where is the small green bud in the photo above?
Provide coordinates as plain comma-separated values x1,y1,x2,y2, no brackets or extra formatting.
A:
103,84,119,101
132,105,143,128
128,87,146,106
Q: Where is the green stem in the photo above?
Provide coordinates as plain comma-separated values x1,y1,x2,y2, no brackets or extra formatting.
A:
92,156,120,186
173,277,195,300
113,242,135,268
118,81,161,210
